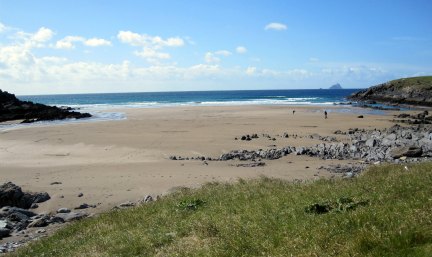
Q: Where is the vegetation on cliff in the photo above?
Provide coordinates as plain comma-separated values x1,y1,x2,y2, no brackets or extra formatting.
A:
349,76,432,106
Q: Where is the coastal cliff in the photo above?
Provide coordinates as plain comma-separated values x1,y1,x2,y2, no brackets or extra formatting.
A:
0,89,91,123
348,76,432,106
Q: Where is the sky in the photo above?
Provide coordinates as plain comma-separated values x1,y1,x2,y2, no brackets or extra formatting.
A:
0,0,431,95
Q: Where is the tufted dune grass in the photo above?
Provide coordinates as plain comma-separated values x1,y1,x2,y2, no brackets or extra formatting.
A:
11,162,432,256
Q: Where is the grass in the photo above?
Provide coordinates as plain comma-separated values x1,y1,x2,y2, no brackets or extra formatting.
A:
11,162,432,256
389,76,432,90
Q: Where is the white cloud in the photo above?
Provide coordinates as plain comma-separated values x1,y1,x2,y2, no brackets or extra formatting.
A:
40,56,68,63
244,67,312,79
117,30,184,62
204,50,233,63
117,31,184,48
0,22,6,33
55,36,111,49
84,38,112,47
162,37,184,47
214,50,232,56
265,22,287,31
117,31,142,46
319,65,389,82
135,48,170,61
205,52,220,63
236,46,247,54
55,36,85,49
32,27,54,42
246,66,256,75
9,26,55,48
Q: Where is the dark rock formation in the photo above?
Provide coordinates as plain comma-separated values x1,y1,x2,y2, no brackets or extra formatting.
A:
348,76,432,106
392,111,432,125
0,89,91,123
0,228,11,239
0,182,50,209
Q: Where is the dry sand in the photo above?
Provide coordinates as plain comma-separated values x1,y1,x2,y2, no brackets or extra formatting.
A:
0,105,396,214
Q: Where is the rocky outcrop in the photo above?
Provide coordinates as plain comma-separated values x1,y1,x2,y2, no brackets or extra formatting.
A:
348,76,432,106
329,83,342,89
0,89,91,123
217,124,432,163
0,182,50,209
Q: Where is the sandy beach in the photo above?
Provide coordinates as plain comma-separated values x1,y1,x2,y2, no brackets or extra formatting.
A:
0,105,396,214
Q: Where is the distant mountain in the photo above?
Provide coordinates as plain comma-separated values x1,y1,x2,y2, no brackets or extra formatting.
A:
348,76,432,106
329,83,343,89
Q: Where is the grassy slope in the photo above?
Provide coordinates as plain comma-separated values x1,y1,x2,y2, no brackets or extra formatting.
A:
388,76,432,90
12,163,432,257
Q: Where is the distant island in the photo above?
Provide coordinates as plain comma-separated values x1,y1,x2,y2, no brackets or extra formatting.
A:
348,76,432,106
329,83,343,89
0,89,91,123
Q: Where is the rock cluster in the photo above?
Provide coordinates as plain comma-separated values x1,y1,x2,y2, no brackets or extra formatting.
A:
232,132,338,143
0,182,92,253
307,133,337,142
0,205,89,253
0,89,91,123
220,148,292,161
393,111,432,125
218,125,432,163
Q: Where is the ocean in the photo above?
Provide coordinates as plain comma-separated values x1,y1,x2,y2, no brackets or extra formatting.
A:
2,89,390,130
19,89,358,109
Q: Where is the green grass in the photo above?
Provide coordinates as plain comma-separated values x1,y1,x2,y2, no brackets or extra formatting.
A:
389,76,432,90
12,163,432,256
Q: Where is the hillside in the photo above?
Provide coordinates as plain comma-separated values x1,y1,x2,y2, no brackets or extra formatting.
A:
11,162,432,257
348,76,432,106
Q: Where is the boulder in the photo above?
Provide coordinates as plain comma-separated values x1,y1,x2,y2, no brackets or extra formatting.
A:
76,203,96,209
0,182,50,209
0,228,10,239
0,207,37,218
54,212,87,222
391,146,423,159
117,201,135,208
365,138,376,148
27,216,49,228
57,208,71,213
144,195,153,203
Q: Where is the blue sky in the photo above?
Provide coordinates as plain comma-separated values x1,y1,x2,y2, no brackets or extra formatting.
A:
0,0,431,94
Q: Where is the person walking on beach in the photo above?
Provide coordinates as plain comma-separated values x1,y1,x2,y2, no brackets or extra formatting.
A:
293,110,295,115
324,110,328,119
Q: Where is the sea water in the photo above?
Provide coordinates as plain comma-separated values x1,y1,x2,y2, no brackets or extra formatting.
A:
3,89,367,130
19,89,358,109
